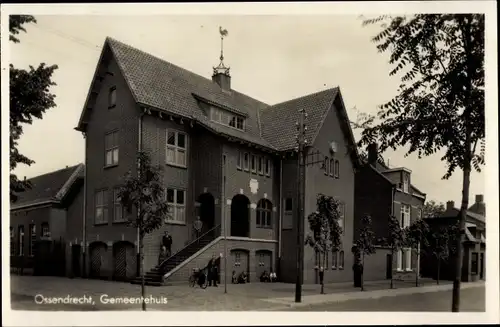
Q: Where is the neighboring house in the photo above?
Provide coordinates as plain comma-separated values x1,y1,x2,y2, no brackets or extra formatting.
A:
9,164,84,276
74,37,361,285
354,143,426,282
421,196,486,282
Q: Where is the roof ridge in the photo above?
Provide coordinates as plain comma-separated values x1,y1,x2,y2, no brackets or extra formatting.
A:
264,87,339,110
106,37,270,107
25,163,83,181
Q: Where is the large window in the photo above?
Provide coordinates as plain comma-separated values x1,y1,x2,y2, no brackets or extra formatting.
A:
265,158,271,176
29,224,36,256
400,204,411,228
256,199,273,228
113,188,126,222
18,226,24,256
211,107,245,131
258,157,264,175
166,130,187,167
402,174,409,193
397,248,412,271
243,153,249,171
41,222,50,237
166,188,186,224
105,131,119,167
95,190,109,224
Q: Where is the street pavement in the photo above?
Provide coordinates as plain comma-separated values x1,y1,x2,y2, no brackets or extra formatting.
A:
9,275,484,311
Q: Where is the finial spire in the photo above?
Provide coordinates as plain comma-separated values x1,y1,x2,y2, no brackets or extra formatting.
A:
213,26,230,76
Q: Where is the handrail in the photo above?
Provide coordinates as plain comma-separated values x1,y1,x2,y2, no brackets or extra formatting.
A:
158,224,221,270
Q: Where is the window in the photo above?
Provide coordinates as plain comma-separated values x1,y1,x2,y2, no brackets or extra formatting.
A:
258,157,264,174
113,188,126,222
105,131,119,167
283,198,293,230
166,188,186,224
265,159,271,176
234,252,241,266
166,130,187,167
337,202,345,232
257,199,273,228
95,190,109,224
331,251,338,269
243,153,249,171
236,152,242,170
10,227,15,256
397,248,412,271
401,204,411,228
18,226,24,256
41,223,50,237
329,158,334,177
324,157,329,175
250,155,256,173
29,224,36,256
471,252,478,275
416,207,422,220
211,107,245,131
108,86,116,108
339,251,344,269
284,198,293,213
334,160,340,178
403,174,409,193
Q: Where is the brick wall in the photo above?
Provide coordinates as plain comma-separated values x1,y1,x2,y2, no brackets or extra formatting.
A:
165,238,277,283
10,206,53,256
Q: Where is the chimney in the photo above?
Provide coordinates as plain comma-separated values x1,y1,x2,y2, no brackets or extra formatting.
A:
23,176,26,182
367,143,378,166
446,201,455,211
475,194,484,204
212,72,231,91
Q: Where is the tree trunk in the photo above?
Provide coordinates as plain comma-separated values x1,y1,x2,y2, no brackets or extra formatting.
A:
140,232,146,311
390,247,394,289
361,252,365,291
415,246,419,287
437,256,441,285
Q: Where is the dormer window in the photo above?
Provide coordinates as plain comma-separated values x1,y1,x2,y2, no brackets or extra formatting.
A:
403,174,409,193
210,107,245,131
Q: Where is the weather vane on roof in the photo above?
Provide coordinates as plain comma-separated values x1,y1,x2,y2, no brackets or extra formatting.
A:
213,26,230,76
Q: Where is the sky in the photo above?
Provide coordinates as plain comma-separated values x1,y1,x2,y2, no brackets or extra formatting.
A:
7,13,486,206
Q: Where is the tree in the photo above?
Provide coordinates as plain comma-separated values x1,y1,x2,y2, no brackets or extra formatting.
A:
360,14,484,312
429,226,450,284
380,215,405,289
118,151,170,311
9,15,59,202
404,219,430,287
305,194,343,294
423,200,446,218
354,215,376,291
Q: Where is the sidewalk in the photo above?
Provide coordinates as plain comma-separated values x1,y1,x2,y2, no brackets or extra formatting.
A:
9,275,476,311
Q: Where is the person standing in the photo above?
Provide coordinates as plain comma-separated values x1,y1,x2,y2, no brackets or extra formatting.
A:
162,231,173,257
207,254,219,287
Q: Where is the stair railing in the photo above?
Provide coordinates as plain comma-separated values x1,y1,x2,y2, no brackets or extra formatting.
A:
158,224,221,272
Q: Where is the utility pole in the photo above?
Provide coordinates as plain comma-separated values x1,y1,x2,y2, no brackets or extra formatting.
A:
295,108,307,303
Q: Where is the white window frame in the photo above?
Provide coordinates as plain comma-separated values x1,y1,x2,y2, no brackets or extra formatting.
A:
243,153,249,171
403,174,409,193
404,248,412,271
329,158,334,177
401,204,411,228
256,199,273,228
113,188,127,222
18,226,24,256
250,154,256,173
29,224,36,256
265,159,271,176
334,160,340,178
95,189,109,224
166,188,186,224
396,248,412,271
258,156,264,175
105,131,119,167
166,130,187,168
211,107,245,131
236,152,242,170
235,252,241,266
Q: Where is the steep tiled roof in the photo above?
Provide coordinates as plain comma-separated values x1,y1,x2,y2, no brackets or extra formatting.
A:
440,207,485,223
106,38,274,149
260,88,338,150
11,164,84,210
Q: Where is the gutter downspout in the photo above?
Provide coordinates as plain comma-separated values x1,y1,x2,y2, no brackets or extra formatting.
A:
136,112,143,276
82,132,87,278
278,157,283,274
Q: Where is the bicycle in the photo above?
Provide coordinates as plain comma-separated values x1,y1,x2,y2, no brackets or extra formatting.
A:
189,268,208,289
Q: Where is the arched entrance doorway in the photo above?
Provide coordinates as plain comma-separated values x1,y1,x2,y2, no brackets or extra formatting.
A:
230,194,250,237
89,241,108,279
112,241,136,281
198,193,215,233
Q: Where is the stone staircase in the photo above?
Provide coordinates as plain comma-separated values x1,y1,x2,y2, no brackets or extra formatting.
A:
131,224,221,286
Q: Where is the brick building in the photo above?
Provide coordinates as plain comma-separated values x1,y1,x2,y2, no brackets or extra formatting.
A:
420,196,486,282
74,37,362,285
10,164,84,276
354,144,426,282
